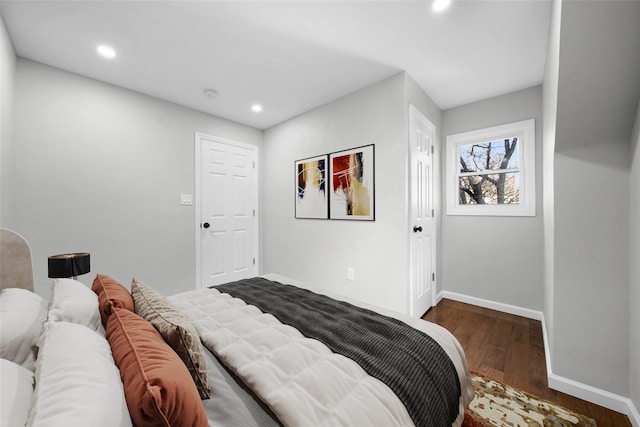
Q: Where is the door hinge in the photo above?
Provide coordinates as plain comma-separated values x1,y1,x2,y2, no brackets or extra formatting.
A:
253,258,256,265
253,209,256,217
253,161,256,169
432,273,436,282
430,145,434,154
431,209,435,217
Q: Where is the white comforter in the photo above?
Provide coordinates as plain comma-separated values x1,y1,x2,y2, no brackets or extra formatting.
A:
169,275,473,427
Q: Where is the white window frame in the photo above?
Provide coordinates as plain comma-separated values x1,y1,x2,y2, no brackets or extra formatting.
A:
446,118,536,216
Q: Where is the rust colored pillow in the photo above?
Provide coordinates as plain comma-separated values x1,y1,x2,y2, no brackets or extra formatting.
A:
106,307,208,427
91,274,134,325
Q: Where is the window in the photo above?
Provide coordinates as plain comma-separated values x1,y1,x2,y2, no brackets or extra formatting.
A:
446,119,535,216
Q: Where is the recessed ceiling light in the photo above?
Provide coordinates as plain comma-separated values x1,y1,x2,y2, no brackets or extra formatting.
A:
251,104,263,113
432,0,451,12
97,44,116,59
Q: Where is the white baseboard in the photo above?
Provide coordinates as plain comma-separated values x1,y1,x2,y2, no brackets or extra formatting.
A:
441,291,544,321
434,290,444,306
547,373,640,427
440,291,640,427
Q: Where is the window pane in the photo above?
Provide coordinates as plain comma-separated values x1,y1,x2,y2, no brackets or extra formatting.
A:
458,137,519,173
458,172,520,205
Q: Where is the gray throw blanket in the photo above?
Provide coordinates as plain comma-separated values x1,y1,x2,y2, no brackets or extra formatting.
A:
216,277,461,427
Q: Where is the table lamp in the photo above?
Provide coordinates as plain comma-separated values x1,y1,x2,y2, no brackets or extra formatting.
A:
48,252,91,280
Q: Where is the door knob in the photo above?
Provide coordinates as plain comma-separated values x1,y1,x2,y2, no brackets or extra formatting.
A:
413,225,423,233
203,222,210,229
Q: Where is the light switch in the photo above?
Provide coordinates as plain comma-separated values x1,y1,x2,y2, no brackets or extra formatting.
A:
347,267,355,281
180,194,193,206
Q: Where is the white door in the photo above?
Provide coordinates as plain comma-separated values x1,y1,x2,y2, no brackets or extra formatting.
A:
409,105,436,317
196,133,258,288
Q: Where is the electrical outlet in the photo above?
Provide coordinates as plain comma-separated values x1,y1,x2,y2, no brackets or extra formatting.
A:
347,267,355,281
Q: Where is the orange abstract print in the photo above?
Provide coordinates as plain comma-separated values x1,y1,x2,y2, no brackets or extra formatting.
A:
295,156,328,219
297,159,325,199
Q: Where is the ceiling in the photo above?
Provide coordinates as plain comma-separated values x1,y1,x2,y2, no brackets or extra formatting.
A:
1,0,552,130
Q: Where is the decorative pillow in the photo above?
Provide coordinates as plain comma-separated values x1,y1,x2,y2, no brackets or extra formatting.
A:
131,279,211,399
91,274,134,325
47,278,105,336
0,288,48,371
106,307,208,427
27,321,132,427
0,358,34,427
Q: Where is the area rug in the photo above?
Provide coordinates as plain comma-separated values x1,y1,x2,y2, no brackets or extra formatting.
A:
461,373,597,427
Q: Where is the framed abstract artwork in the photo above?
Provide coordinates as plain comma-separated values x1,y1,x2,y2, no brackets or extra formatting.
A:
295,155,328,219
329,144,375,221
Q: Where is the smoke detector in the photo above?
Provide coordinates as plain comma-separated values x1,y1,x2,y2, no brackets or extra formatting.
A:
203,89,219,99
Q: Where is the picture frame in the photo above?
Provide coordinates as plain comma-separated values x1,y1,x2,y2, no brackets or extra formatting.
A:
295,154,328,219
329,144,375,221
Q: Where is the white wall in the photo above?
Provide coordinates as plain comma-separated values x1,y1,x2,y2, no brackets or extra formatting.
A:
553,145,629,396
440,86,545,311
0,14,15,225
8,59,262,297
549,0,637,397
263,72,420,314
542,0,562,353
629,100,640,411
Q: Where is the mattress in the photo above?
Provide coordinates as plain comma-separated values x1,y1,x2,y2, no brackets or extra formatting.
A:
169,273,474,427
201,344,281,427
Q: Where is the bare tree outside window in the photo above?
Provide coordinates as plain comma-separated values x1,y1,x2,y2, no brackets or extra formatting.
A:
458,137,519,205
446,118,535,217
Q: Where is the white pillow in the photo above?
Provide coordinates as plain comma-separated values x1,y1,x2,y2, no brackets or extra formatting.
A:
0,288,48,371
0,358,34,427
47,278,105,335
27,322,132,427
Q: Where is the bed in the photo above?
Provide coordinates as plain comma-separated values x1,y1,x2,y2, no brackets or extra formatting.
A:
1,234,473,427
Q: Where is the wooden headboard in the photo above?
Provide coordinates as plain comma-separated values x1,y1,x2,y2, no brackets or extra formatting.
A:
0,228,35,291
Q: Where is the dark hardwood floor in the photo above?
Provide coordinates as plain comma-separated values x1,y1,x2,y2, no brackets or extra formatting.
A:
422,299,632,427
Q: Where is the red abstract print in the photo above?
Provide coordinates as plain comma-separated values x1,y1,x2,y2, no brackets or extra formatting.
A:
332,154,352,193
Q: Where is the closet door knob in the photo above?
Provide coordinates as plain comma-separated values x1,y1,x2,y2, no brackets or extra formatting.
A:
203,222,210,229
413,225,423,233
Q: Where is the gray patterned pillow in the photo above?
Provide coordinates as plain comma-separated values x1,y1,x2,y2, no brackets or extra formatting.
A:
130,279,211,399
